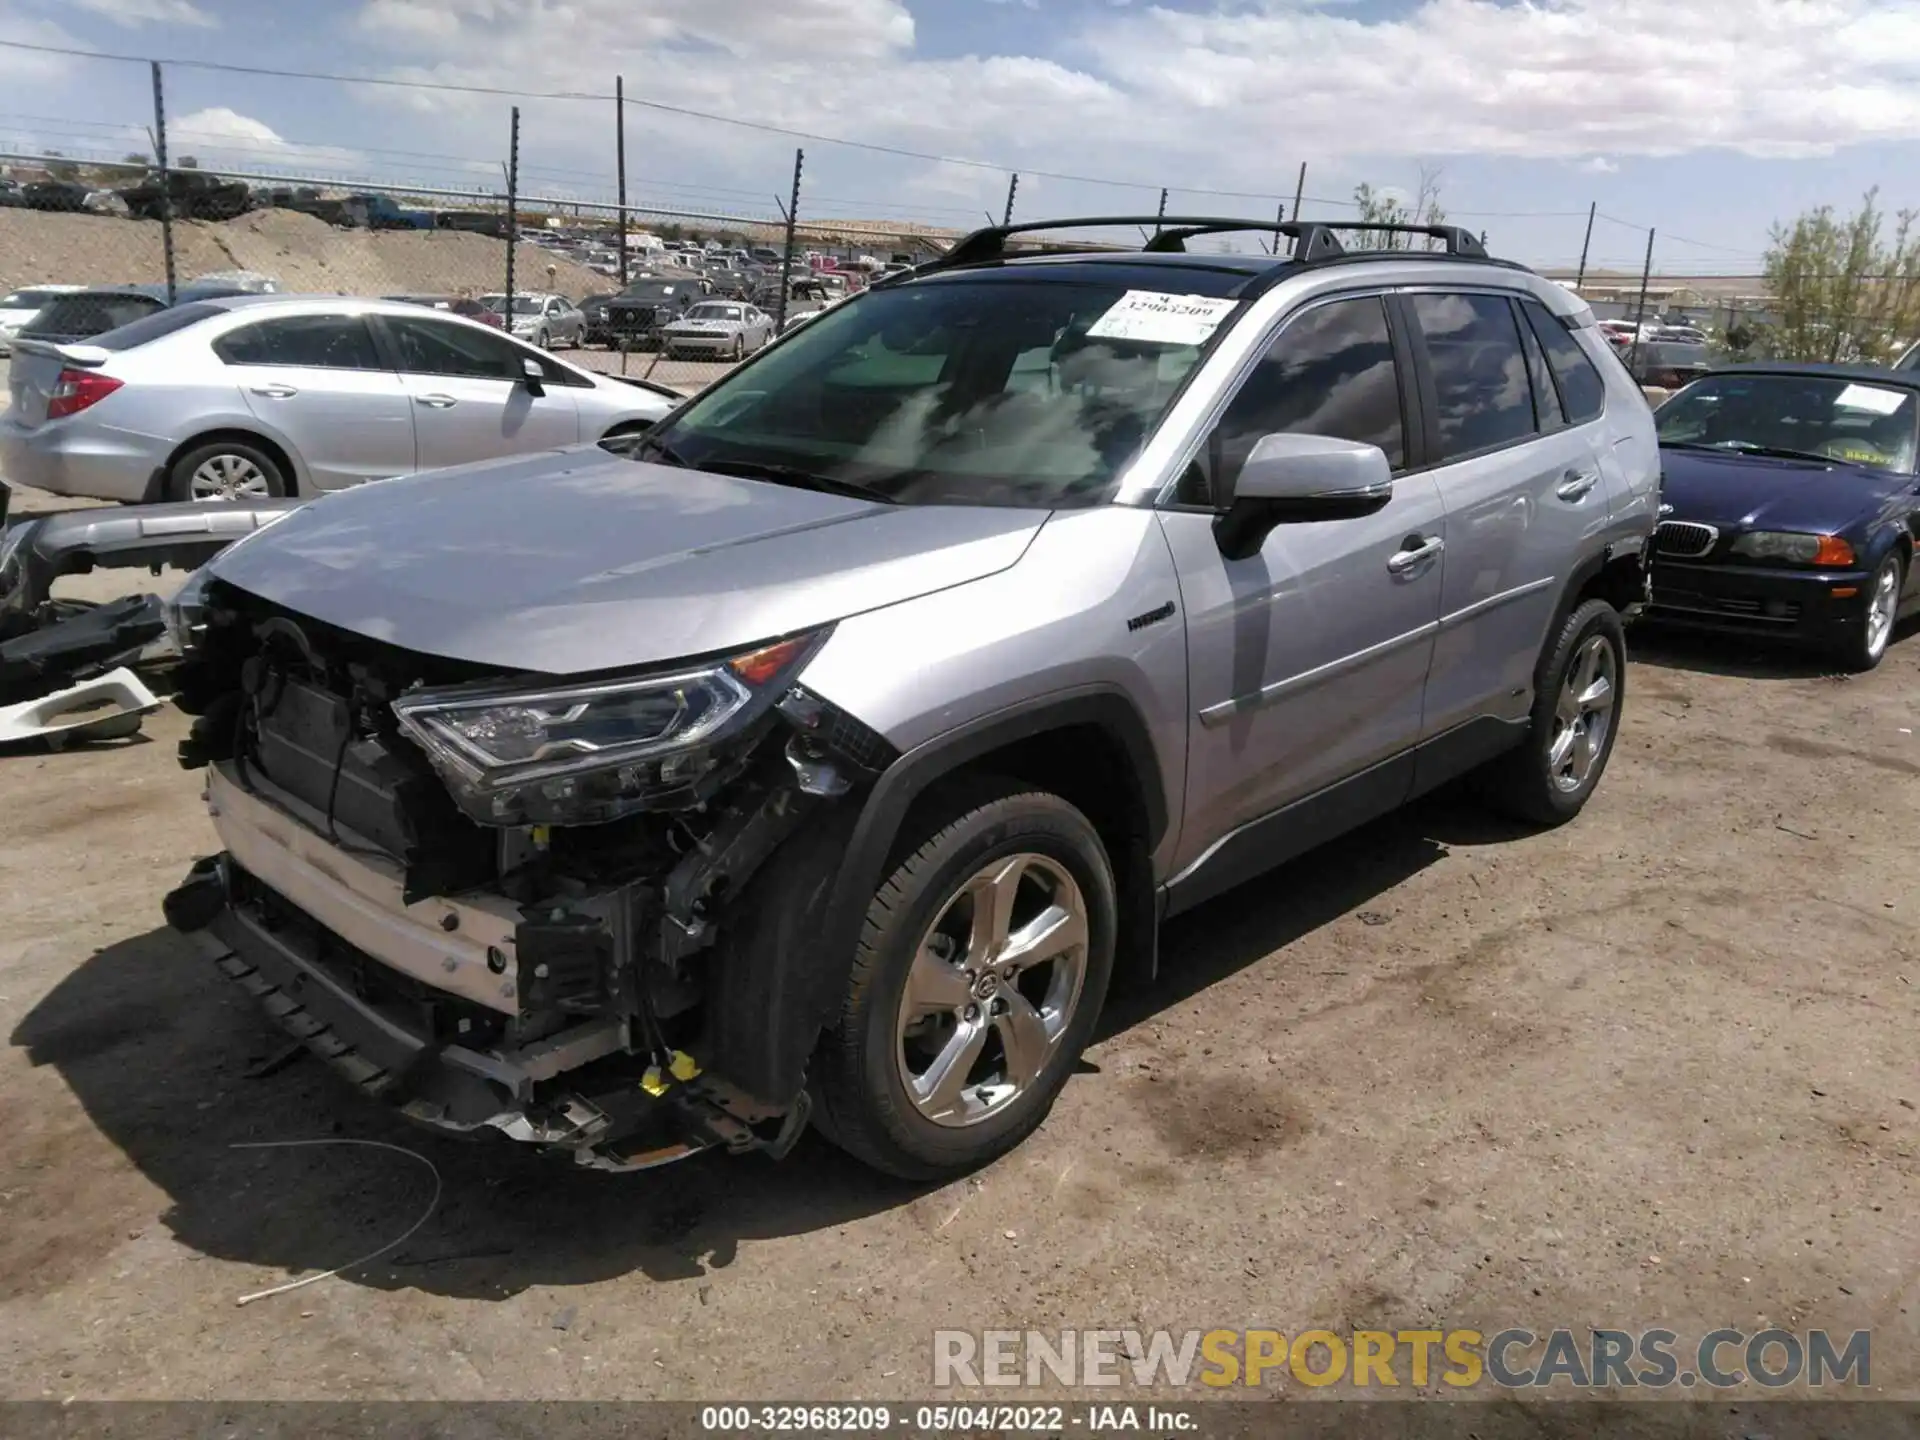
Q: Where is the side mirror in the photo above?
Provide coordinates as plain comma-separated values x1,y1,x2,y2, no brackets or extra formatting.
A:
520,356,546,397
1213,432,1394,561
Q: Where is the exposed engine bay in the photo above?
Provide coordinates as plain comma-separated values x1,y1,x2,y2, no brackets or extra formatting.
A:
162,576,894,1170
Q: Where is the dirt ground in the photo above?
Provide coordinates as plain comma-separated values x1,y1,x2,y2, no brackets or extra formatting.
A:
0,474,1916,1404
0,207,609,300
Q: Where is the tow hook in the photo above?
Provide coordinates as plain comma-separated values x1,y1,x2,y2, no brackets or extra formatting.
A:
163,854,228,933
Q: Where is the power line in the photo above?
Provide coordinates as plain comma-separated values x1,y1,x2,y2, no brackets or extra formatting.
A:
0,35,1625,221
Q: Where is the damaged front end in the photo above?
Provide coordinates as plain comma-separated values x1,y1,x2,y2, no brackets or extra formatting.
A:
162,578,894,1171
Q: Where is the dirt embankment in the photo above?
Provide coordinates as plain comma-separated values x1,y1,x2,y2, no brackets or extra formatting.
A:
0,207,610,299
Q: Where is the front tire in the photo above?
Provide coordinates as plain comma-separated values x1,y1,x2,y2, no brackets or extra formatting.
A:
1479,598,1626,826
166,438,288,503
810,779,1116,1180
1838,550,1903,672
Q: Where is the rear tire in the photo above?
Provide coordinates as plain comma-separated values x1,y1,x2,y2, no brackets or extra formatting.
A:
1477,598,1626,826
1836,550,1903,672
810,778,1116,1180
166,438,288,503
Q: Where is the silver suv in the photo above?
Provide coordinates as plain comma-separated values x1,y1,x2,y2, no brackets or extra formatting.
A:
162,217,1658,1180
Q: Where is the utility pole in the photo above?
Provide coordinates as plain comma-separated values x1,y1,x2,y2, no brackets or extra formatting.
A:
615,76,629,290
150,61,176,305
1574,200,1596,290
775,148,803,336
1154,186,1168,237
1628,227,1655,378
504,106,520,308
1003,172,1019,228
1289,162,1307,255
1270,197,1285,256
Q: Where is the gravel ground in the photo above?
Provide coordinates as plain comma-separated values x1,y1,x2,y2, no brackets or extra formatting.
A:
0,463,1915,1402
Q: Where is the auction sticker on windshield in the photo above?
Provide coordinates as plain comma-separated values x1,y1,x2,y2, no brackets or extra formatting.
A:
1086,290,1238,346
1834,382,1906,415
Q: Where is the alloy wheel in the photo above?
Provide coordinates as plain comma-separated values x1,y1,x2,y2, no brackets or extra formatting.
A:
1865,557,1899,661
1548,633,1617,794
894,852,1089,1128
188,453,270,501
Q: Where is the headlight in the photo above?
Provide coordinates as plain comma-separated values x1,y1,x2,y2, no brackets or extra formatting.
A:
1728,531,1856,566
392,631,824,826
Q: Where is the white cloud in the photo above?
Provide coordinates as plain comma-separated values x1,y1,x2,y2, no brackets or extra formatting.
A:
337,0,1920,198
358,0,915,61
1576,157,1620,175
146,107,365,174
69,0,215,27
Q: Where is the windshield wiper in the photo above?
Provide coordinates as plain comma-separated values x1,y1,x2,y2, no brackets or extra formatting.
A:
1663,440,1839,465
696,458,897,504
630,431,689,466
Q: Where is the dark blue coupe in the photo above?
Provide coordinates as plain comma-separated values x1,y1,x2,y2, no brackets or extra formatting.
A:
1648,364,1920,670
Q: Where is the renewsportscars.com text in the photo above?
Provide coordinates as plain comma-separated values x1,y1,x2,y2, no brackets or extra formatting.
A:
933,1327,1871,1390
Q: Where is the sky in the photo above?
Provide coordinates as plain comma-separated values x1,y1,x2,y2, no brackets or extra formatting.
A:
4,0,1920,275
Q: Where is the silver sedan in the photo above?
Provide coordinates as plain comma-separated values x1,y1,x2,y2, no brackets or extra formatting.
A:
0,295,677,503
659,301,776,361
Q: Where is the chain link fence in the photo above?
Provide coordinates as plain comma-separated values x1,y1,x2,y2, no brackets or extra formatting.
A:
0,59,965,403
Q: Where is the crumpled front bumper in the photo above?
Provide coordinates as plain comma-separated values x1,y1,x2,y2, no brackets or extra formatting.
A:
162,766,716,1171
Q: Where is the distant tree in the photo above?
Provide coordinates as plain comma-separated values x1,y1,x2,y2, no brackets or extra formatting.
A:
122,151,150,166
1761,188,1920,364
43,153,81,182
1350,166,1447,250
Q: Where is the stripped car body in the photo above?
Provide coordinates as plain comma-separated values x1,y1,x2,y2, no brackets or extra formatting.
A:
162,216,1657,1178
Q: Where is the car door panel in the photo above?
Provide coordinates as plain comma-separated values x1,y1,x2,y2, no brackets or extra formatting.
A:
220,313,415,490
1401,291,1587,736
381,314,581,471
1163,479,1447,882
1165,292,1445,885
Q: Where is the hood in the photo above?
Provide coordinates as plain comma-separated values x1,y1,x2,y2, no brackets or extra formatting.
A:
207,448,1047,675
1659,447,1911,534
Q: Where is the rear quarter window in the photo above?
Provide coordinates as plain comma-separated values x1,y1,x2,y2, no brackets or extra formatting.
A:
1520,298,1606,423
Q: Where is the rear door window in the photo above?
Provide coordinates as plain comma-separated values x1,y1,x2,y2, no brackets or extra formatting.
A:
1513,300,1565,431
213,315,385,369
1408,292,1536,461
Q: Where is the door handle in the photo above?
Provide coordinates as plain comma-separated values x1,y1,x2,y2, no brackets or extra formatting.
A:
1388,535,1445,573
415,393,458,408
1556,469,1599,502
247,383,298,398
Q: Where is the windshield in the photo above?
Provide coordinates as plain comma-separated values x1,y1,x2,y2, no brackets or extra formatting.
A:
1657,374,1920,473
483,295,544,315
623,283,678,300
645,276,1237,508
687,304,742,322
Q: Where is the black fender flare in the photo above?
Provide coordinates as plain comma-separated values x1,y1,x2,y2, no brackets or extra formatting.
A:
719,685,1167,1111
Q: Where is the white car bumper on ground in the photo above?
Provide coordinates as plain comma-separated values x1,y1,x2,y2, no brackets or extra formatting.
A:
0,415,169,502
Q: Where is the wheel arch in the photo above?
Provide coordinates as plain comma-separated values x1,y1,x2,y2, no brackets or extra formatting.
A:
732,687,1167,1112
154,427,302,501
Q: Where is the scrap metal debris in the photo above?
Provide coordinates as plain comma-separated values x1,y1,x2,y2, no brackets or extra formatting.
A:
0,481,299,748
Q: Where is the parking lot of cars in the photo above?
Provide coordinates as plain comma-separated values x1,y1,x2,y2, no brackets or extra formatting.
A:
2,217,1919,1404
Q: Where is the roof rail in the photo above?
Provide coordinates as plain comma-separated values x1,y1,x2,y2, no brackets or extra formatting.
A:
920,215,1489,273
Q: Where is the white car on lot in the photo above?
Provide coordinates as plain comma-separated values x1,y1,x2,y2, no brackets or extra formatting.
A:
659,301,776,360
0,295,678,503
0,285,84,356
